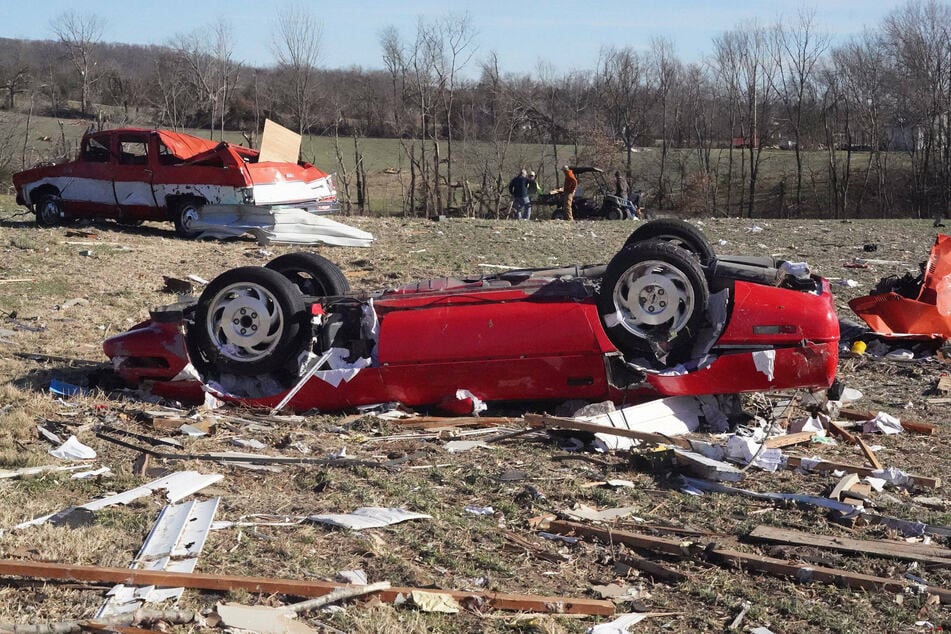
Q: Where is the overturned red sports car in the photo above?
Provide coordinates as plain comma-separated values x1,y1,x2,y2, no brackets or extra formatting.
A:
102,220,840,413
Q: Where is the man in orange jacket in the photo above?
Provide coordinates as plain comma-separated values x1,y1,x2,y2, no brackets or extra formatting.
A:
562,165,577,221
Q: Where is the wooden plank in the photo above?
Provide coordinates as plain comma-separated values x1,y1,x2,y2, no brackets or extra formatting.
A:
829,473,860,501
763,431,815,449
524,414,692,449
548,521,951,604
673,449,745,482
785,456,940,489
855,435,884,470
747,524,951,566
615,554,689,583
387,416,520,430
839,408,937,436
0,559,614,616
827,420,856,443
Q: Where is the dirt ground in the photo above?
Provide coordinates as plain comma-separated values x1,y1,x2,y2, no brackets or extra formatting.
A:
0,203,949,633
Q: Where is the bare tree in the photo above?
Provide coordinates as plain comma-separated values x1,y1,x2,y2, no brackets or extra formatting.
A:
649,38,681,209
428,13,477,211
50,10,104,117
169,20,242,138
715,23,776,217
272,4,322,138
595,47,654,177
770,9,829,208
882,0,951,216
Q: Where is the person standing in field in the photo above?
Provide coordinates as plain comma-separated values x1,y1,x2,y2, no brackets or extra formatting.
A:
508,169,531,220
614,170,628,201
525,170,542,220
562,165,577,221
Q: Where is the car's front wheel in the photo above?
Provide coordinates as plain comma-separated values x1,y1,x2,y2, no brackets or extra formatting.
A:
173,198,204,239
597,240,709,365
35,196,62,227
188,267,307,377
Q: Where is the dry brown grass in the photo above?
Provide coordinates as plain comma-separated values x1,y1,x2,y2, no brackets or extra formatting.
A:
0,197,949,632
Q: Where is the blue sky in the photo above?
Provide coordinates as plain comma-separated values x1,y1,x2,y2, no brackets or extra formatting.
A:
0,0,901,75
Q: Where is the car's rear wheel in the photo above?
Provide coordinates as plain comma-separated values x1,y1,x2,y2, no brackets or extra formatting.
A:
265,252,350,297
597,240,709,365
188,267,306,377
35,196,62,227
174,198,204,239
622,218,715,264
606,205,625,221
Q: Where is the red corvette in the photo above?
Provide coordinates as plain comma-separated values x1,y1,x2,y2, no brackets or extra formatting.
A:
103,220,840,413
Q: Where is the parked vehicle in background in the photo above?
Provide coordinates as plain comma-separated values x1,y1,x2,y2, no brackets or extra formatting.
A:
537,166,637,220
13,127,340,239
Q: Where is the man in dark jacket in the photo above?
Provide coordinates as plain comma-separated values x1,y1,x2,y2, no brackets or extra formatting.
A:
508,169,531,220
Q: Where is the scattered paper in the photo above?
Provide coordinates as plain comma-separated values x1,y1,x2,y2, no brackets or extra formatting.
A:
72,467,112,480
789,414,826,434
231,438,266,450
49,435,97,460
562,504,640,522
725,435,782,472
752,350,776,381
307,507,431,530
444,440,491,453
411,590,461,613
587,613,647,633
217,603,317,634
863,412,903,435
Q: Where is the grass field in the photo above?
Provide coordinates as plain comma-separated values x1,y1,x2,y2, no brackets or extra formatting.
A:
0,199,949,630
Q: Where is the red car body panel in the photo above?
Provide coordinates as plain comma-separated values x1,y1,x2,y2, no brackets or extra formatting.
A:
103,265,840,413
14,128,336,223
850,234,951,339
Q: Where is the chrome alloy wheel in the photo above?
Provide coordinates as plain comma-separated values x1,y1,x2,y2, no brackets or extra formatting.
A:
205,281,288,364
611,259,696,338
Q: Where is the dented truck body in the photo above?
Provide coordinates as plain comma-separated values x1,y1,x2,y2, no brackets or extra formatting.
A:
13,128,372,246
103,221,839,413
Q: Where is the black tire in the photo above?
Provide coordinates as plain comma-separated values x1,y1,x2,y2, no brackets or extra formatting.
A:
188,267,307,377
597,240,709,365
622,218,715,265
265,252,350,297
35,196,62,227
173,198,204,239
606,205,624,221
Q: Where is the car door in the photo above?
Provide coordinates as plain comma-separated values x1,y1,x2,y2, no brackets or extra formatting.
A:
53,133,116,218
112,132,159,221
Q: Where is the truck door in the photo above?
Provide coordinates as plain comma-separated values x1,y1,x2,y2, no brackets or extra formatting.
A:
112,132,159,221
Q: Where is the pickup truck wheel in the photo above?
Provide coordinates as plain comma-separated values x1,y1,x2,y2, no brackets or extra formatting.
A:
265,252,350,296
597,240,709,365
174,199,203,239
35,196,62,227
189,267,306,376
622,218,715,265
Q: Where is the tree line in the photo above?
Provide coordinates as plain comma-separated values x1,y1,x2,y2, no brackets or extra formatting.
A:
3,3,951,219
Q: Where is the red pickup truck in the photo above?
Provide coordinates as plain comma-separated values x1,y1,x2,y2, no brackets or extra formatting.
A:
14,127,339,239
